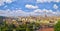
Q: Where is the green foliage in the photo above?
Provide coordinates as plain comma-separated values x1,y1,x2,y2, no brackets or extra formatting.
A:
54,20,60,31
0,21,40,31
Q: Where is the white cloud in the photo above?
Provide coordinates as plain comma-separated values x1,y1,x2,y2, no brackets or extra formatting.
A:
0,9,33,16
33,9,53,13
29,9,58,16
52,12,57,14
0,0,15,6
42,9,53,13
37,0,60,3
25,4,38,9
0,9,59,16
37,0,52,3
34,9,43,13
54,0,60,3
0,0,5,6
5,0,15,3
53,4,58,9
42,9,56,14
0,9,28,16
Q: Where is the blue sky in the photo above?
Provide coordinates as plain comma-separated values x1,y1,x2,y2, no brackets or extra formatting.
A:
0,0,60,16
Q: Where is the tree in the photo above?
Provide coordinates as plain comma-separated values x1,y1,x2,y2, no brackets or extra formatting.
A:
54,20,60,31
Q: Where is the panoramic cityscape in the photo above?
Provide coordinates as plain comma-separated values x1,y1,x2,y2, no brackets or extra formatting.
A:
0,0,60,31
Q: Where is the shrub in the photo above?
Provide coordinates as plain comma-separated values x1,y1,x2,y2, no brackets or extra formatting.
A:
1,21,40,31
54,20,60,31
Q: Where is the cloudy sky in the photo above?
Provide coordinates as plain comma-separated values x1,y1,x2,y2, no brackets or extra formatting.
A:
0,0,60,16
